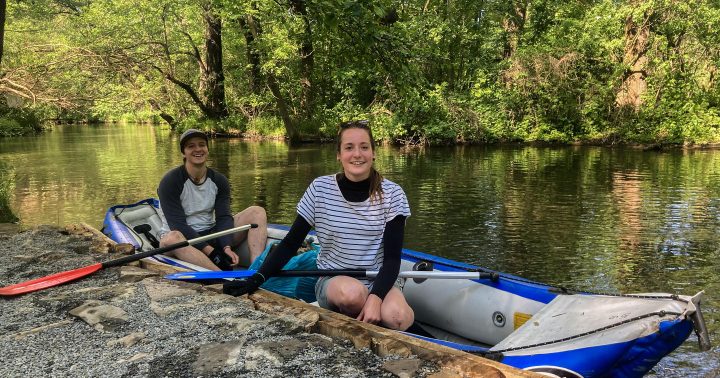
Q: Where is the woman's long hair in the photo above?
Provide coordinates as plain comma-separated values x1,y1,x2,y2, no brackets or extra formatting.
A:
337,120,383,203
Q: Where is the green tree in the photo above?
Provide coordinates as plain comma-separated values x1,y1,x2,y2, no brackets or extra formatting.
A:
1,0,6,67
2,0,719,144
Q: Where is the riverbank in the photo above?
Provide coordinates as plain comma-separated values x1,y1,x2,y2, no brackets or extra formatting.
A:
6,119,720,149
0,225,537,377
127,124,720,149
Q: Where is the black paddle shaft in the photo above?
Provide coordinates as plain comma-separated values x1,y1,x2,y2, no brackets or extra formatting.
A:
102,224,258,269
102,241,190,268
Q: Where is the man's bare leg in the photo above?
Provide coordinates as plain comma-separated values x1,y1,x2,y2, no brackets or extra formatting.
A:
160,230,219,271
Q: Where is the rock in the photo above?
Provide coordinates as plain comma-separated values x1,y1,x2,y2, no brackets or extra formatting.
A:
222,316,260,332
128,353,150,362
107,332,146,347
9,320,74,340
113,243,135,255
141,278,200,301
243,341,290,369
68,300,128,332
192,341,244,374
73,284,137,301
118,266,158,283
256,338,309,361
15,254,35,262
383,358,423,378
148,286,245,318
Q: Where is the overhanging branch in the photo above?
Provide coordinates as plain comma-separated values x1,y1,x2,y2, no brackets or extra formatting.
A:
151,64,210,115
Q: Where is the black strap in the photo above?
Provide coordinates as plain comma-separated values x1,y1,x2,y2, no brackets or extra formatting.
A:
133,224,160,248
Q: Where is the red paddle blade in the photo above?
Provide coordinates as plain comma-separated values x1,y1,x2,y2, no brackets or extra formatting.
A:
0,263,103,296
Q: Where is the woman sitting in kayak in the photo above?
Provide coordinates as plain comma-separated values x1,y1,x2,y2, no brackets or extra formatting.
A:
224,120,414,331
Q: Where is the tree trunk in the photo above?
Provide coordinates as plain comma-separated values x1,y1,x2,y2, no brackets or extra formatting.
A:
267,74,299,143
502,1,527,60
289,0,314,120
201,3,228,119
239,15,262,95
616,11,650,110
242,6,301,144
0,0,6,67
149,99,176,128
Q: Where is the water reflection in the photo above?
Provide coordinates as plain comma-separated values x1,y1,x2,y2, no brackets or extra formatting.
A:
0,124,718,375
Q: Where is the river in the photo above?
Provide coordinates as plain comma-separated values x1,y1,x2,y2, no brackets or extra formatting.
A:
0,123,718,376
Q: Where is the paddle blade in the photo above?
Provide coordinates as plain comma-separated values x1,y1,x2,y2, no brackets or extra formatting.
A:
165,270,256,281
0,263,103,296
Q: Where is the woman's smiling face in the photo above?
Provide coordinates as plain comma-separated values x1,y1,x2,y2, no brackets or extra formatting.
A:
337,127,375,181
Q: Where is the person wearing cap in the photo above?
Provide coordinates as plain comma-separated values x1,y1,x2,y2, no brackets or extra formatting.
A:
156,129,268,271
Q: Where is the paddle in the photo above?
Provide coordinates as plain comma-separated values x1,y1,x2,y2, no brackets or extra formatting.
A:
165,269,500,281
0,224,258,296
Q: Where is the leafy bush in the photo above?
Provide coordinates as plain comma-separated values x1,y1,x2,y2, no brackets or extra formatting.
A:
245,117,285,138
0,105,43,137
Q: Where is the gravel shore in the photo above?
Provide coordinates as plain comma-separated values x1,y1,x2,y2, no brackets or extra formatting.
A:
0,226,441,377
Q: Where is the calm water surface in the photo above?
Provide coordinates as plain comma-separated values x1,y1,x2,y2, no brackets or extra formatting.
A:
1,124,718,376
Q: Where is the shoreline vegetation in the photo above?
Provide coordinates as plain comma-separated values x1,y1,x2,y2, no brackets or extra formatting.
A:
2,1,720,146
4,118,720,150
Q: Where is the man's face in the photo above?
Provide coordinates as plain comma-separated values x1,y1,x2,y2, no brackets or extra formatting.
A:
183,136,208,165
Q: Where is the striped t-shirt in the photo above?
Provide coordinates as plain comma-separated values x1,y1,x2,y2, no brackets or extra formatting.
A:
297,174,411,286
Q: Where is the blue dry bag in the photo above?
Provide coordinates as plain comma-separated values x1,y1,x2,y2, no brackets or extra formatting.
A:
248,241,319,303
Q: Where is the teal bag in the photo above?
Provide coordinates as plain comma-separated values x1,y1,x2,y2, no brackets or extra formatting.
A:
249,242,319,303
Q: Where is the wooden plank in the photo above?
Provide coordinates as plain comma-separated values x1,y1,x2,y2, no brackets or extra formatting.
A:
65,223,120,254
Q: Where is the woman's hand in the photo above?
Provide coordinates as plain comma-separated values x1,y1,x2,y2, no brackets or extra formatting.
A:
356,294,383,325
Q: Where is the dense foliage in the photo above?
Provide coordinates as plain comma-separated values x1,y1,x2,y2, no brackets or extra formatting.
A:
1,0,719,144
